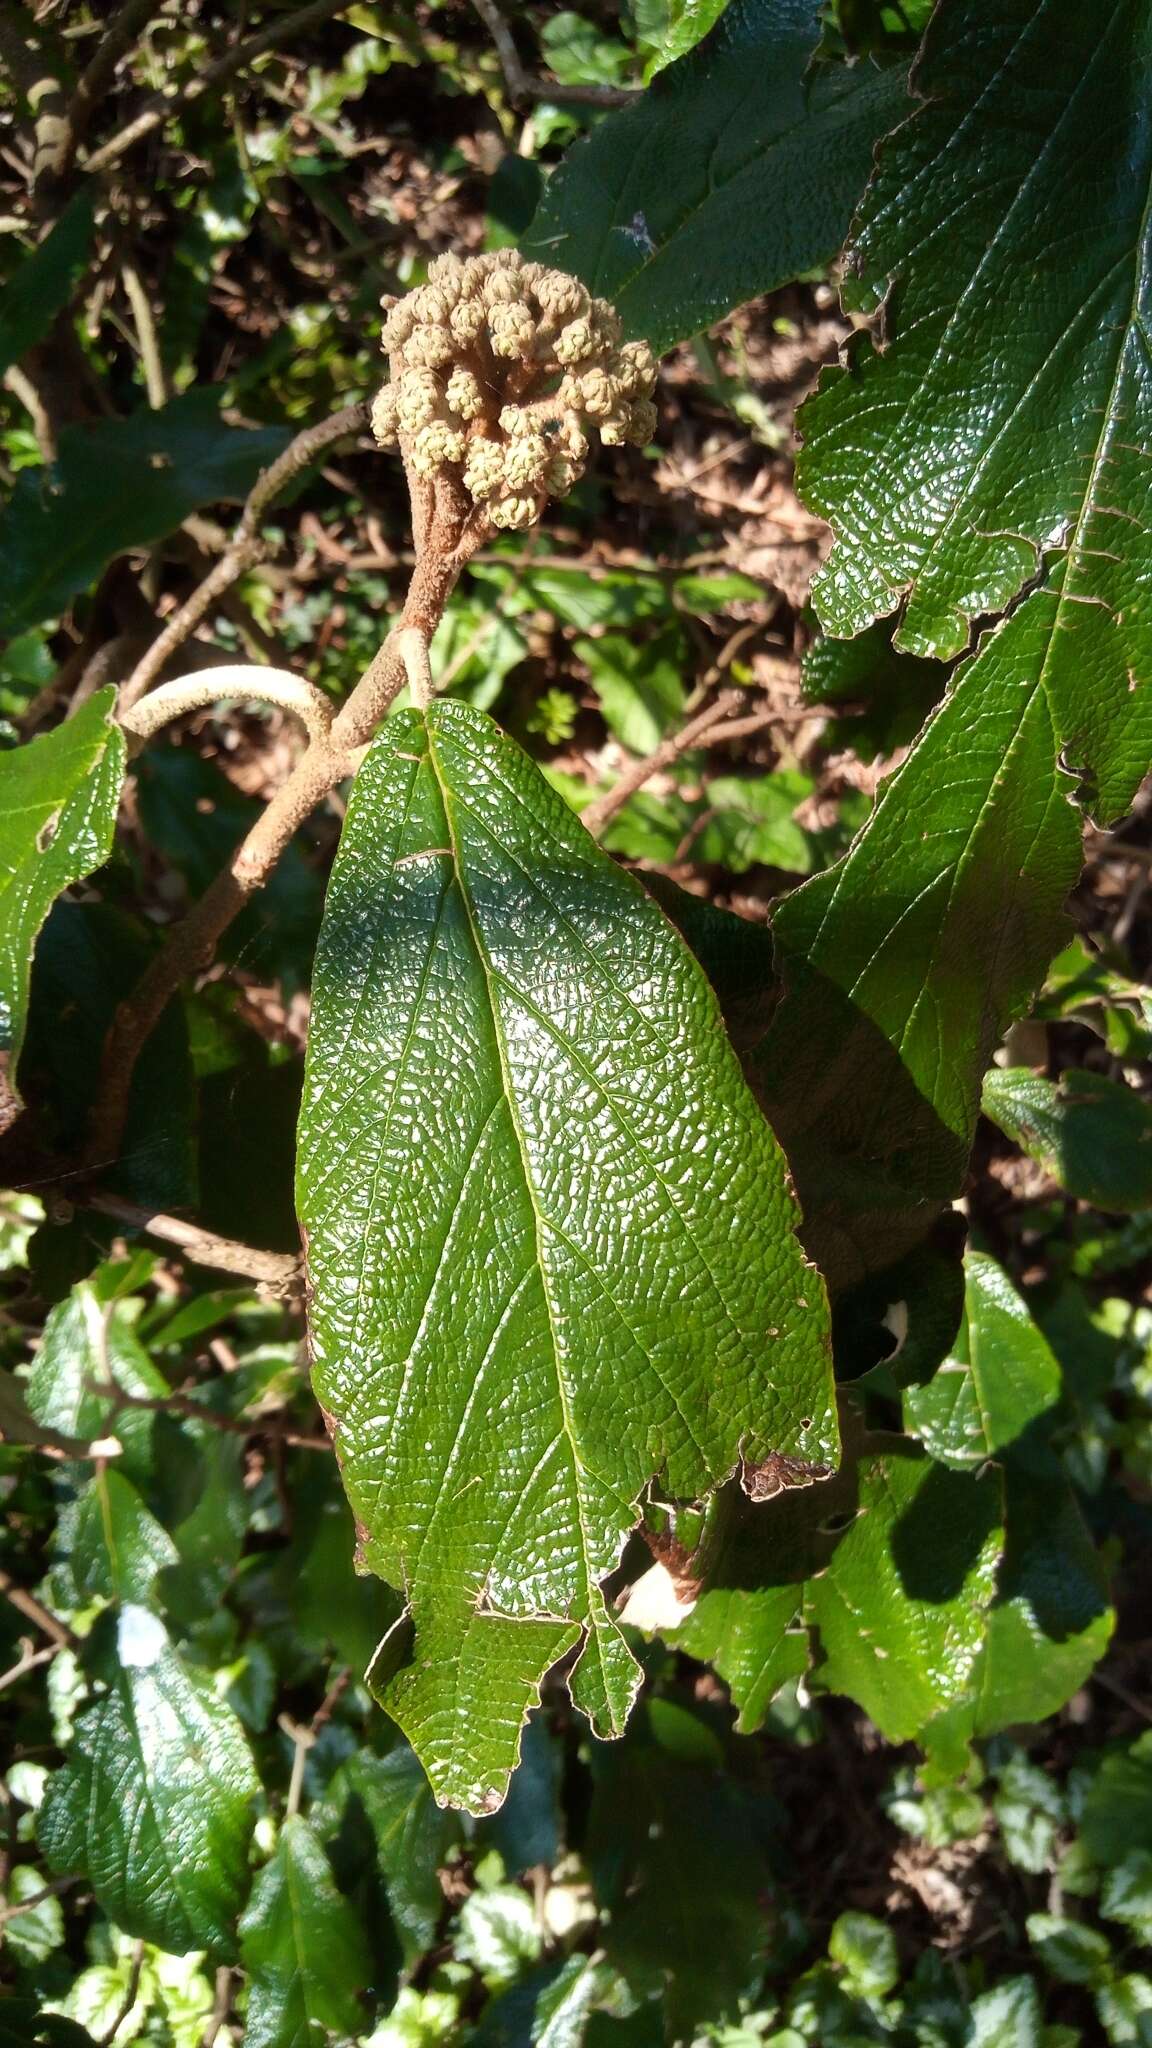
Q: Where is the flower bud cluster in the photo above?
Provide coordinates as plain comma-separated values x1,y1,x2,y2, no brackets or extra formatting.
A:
371,251,658,533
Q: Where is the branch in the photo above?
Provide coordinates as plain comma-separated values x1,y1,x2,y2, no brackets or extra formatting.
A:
582,691,745,837
83,0,357,176
470,0,639,109
60,0,158,173
87,526,479,1166
0,1567,78,1650
86,1191,303,1294
118,400,370,710
120,664,335,750
87,1379,330,1453
121,260,168,409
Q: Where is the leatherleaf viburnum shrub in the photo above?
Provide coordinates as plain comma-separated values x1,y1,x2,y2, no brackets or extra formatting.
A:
371,249,659,533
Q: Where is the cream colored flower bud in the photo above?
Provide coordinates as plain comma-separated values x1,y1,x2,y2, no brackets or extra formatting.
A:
592,303,623,350
382,298,417,353
406,324,455,369
499,403,529,436
450,299,486,344
463,437,506,500
617,340,657,397
490,492,540,531
503,432,549,489
411,420,466,475
577,367,620,418
534,272,587,319
489,303,536,358
396,368,441,432
485,270,520,306
371,384,399,446
445,367,484,420
554,317,597,366
553,416,589,463
544,454,578,494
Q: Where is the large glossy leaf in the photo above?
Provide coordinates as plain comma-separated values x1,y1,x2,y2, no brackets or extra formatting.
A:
754,585,1081,1292
521,0,908,352
799,0,1152,820
0,690,124,1131
0,391,290,637
982,1066,1152,1213
903,1252,1063,1468
297,701,835,1812
0,187,97,382
238,1816,373,2048
39,1607,259,1957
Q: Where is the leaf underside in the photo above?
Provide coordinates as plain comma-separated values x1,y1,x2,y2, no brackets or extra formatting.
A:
297,702,835,1812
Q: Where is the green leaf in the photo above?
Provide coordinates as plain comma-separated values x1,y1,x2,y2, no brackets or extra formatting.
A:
38,1607,259,1957
456,1884,544,1988
0,188,97,382
904,1253,1063,1468
522,1,909,352
573,627,687,754
1096,1975,1152,2047
344,1746,461,1964
23,899,197,1214
753,582,1087,1293
1026,1914,1113,1988
0,691,124,1130
1034,939,1152,1062
983,1067,1152,1213
26,1270,170,1483
238,1815,373,2048
692,772,814,875
296,701,835,1811
1080,1733,1152,1868
799,0,1152,820
586,1708,775,2037
668,1427,1002,1743
828,1912,898,1999
0,392,291,637
1102,1852,1152,1943
2,1865,66,1967
805,1439,1003,1742
967,1978,1044,2048
925,1459,1114,1762
63,1468,179,1605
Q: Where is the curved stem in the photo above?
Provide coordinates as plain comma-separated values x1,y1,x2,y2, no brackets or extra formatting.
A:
120,665,335,749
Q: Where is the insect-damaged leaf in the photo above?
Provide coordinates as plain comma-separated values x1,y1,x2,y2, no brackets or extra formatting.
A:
0,690,124,1132
297,702,835,1812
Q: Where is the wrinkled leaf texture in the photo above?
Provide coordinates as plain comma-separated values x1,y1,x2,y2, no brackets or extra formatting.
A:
522,0,908,353
297,702,835,1812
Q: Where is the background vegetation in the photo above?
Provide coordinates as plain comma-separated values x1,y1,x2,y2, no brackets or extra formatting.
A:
0,2,1150,2044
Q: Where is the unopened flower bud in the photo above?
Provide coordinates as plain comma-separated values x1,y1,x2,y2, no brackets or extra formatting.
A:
554,317,597,365
445,367,484,420
396,369,441,432
411,420,466,474
406,323,455,369
503,432,549,489
371,384,399,445
463,437,506,500
490,492,540,531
